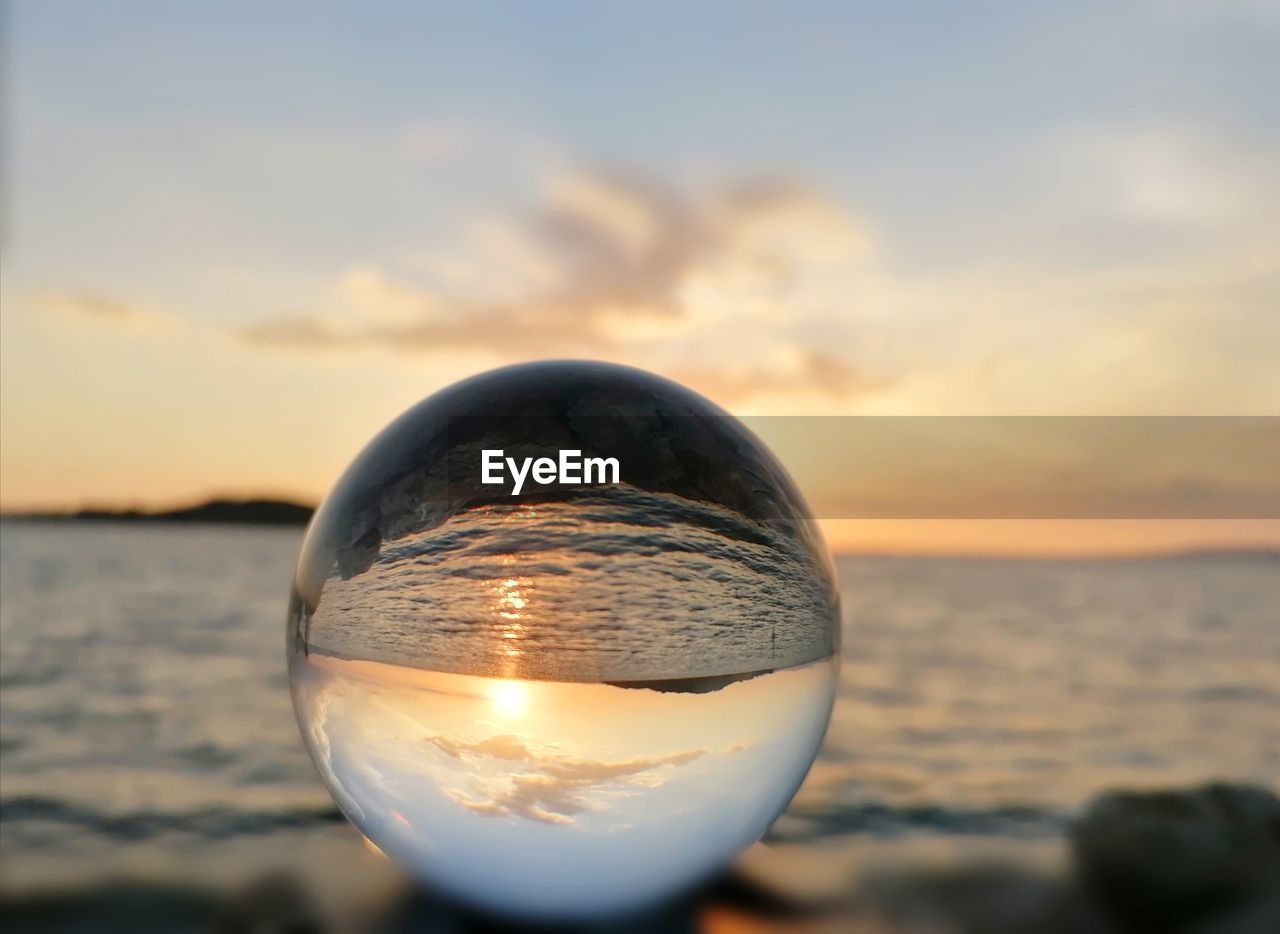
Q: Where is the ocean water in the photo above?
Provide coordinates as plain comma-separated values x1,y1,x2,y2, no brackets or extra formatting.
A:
2,521,1278,905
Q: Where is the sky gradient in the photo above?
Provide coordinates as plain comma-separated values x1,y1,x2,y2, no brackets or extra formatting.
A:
2,2,1277,551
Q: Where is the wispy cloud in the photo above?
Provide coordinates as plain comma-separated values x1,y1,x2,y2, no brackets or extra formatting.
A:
234,167,878,403
671,350,884,402
399,121,472,166
35,290,178,332
428,733,715,826
1034,124,1276,231
32,146,1276,416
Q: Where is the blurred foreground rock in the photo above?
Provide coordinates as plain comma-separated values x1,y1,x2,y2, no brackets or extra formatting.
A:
1072,782,1280,934
5,782,1279,933
859,863,1107,934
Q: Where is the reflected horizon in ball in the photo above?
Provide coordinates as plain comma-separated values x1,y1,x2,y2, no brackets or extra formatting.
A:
287,361,840,918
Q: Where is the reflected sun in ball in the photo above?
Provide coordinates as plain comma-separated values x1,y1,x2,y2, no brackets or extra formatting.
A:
492,572,532,664
488,678,530,719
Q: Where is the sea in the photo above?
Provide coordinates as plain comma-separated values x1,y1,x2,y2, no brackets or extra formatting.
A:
1,520,1278,923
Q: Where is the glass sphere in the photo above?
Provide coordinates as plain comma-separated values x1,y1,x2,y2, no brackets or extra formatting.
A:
288,361,840,919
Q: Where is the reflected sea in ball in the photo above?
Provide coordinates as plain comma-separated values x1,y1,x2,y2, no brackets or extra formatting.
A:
303,491,835,683
286,362,841,916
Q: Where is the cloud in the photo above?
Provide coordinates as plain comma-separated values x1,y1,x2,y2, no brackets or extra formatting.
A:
35,290,177,332
234,167,879,403
672,350,885,403
229,315,350,350
399,122,471,165
1031,124,1277,235
427,733,715,826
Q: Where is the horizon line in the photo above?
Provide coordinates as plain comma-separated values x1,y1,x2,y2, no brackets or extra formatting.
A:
1,496,1277,562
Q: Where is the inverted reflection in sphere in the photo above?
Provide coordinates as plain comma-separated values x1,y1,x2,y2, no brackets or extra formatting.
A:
287,361,840,918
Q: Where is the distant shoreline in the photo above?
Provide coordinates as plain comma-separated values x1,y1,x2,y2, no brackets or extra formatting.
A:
0,498,314,527
0,503,1275,563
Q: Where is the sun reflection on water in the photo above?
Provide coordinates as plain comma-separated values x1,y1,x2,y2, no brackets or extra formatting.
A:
491,570,532,667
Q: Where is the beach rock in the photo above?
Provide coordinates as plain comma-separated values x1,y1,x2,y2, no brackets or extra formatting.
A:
862,863,1112,934
214,873,324,934
1071,782,1280,933
0,882,221,934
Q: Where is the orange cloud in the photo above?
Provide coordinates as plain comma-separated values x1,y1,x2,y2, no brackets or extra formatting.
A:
234,167,879,403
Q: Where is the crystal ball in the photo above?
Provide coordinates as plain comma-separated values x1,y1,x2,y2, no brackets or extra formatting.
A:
288,361,840,918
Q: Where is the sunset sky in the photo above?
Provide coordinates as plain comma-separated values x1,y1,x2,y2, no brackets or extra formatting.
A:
2,2,1277,552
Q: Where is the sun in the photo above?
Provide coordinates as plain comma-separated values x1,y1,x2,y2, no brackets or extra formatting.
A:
488,679,530,719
